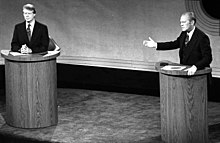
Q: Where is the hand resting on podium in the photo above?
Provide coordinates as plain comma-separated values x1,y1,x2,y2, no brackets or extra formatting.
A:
19,44,32,54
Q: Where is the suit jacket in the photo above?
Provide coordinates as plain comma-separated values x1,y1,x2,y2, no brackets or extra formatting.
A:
11,21,49,53
157,27,212,70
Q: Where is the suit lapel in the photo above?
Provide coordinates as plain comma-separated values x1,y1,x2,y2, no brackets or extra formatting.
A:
30,21,39,44
187,28,198,48
182,28,198,62
180,32,186,49
22,22,30,43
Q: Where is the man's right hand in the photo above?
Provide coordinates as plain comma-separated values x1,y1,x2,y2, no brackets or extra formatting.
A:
143,37,157,48
20,44,32,54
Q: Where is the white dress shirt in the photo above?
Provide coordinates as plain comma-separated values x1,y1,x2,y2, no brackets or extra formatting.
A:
187,26,195,41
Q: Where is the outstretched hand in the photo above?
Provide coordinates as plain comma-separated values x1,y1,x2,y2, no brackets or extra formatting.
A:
143,37,157,48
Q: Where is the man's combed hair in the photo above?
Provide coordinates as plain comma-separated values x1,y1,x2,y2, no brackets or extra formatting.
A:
182,12,196,24
188,12,196,24
23,4,36,14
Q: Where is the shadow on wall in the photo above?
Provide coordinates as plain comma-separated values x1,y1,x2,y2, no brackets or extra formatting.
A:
57,63,220,102
0,63,220,102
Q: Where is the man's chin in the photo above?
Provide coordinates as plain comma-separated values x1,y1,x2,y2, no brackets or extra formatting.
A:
25,19,31,22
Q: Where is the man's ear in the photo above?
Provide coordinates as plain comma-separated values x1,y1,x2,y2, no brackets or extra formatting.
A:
191,20,195,25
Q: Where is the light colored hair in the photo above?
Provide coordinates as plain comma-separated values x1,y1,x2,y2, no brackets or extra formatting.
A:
182,12,196,24
23,4,36,14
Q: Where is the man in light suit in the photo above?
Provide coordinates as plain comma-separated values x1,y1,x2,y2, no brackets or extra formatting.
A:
11,3,49,54
143,12,212,76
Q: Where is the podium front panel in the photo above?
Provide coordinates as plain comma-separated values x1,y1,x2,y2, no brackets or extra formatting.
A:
160,73,208,143
1,50,60,128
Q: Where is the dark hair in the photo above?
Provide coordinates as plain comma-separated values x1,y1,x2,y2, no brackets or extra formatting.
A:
23,4,36,14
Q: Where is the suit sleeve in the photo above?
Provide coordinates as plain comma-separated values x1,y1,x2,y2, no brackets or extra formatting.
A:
194,34,212,69
157,33,182,50
11,25,21,52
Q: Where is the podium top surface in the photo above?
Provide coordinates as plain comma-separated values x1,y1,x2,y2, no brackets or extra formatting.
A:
155,61,212,76
1,50,60,62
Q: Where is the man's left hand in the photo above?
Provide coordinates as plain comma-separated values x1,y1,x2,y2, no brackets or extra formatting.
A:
184,65,197,75
21,44,32,54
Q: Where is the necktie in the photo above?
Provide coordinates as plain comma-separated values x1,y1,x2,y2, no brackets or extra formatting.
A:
27,24,31,41
185,34,189,46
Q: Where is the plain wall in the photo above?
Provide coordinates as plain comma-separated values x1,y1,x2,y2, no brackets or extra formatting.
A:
0,0,219,75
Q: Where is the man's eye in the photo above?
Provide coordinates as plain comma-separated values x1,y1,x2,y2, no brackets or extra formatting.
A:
24,13,31,15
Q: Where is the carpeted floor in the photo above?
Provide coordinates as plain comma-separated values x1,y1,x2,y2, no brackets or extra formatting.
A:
0,88,220,143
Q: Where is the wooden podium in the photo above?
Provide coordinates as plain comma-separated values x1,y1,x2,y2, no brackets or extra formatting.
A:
155,61,211,143
1,50,60,128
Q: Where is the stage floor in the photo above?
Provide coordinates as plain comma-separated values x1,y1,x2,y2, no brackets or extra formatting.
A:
0,88,220,143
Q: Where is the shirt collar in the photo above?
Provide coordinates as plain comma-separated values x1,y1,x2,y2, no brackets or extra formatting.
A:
187,26,195,40
26,19,35,28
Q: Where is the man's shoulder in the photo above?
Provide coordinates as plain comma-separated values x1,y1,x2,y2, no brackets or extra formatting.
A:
194,27,210,41
195,27,207,36
14,21,25,27
35,21,48,28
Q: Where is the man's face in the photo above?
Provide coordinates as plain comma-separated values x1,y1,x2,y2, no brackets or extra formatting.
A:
23,8,35,22
180,15,193,32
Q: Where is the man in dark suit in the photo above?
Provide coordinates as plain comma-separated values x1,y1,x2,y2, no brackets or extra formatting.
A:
143,12,212,76
11,3,49,54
